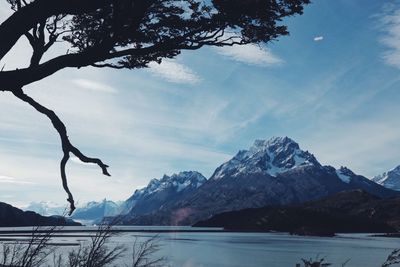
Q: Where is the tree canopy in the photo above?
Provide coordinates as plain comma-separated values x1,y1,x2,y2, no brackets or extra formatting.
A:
0,0,310,214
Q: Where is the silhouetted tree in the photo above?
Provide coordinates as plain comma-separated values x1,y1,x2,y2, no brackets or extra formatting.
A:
0,0,310,214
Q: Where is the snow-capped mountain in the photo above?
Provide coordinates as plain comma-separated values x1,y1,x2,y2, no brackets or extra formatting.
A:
23,201,67,216
23,171,206,224
123,171,206,217
210,137,382,189
128,171,206,202
213,137,320,179
25,137,394,226
122,137,398,226
373,165,400,191
71,199,122,224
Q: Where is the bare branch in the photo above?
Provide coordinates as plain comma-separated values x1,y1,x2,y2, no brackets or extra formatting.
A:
11,87,110,215
0,0,310,213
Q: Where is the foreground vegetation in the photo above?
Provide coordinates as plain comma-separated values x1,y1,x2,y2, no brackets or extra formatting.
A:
0,224,166,267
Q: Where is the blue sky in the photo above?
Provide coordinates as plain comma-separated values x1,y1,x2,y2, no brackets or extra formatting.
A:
1,0,400,206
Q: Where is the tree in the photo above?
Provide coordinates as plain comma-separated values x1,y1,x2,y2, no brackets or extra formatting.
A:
0,0,310,214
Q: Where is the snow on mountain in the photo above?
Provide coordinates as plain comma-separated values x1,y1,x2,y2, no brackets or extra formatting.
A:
122,136,399,226
212,136,321,180
373,165,400,191
126,171,206,205
23,171,206,224
335,167,354,183
210,137,370,186
23,201,67,216
24,199,124,225
71,199,122,224
23,137,398,227
123,171,206,217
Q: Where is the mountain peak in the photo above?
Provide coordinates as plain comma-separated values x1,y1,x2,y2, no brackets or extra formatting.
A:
389,165,400,174
123,171,207,217
212,136,320,180
373,165,400,191
250,136,301,159
251,136,298,151
335,166,355,183
128,171,206,201
154,171,206,191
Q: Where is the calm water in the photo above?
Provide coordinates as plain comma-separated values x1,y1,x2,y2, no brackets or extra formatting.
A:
0,226,399,267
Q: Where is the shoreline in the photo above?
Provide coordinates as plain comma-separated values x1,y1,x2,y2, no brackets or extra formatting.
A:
0,226,397,238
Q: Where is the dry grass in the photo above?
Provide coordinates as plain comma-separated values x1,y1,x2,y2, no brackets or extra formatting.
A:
0,223,167,267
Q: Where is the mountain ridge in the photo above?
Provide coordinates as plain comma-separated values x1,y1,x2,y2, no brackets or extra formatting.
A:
121,136,398,225
212,136,321,180
21,137,398,226
123,171,207,219
373,165,400,191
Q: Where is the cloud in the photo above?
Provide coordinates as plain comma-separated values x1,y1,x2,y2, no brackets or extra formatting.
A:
0,68,235,204
215,44,283,66
147,60,201,84
72,79,117,93
379,5,400,68
313,36,324,42
0,175,34,185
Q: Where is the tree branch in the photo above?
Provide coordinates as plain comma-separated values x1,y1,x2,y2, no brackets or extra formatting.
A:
0,0,114,61
0,0,309,212
11,87,110,215
0,34,245,90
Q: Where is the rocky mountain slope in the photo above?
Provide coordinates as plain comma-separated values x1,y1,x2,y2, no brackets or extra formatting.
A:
122,171,206,218
373,165,400,191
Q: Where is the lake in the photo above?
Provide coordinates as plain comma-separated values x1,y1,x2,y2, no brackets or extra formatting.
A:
0,226,399,267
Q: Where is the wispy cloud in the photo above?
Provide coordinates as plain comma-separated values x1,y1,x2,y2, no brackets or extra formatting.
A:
314,36,324,42
379,4,400,68
72,79,117,93
0,175,34,185
215,44,283,66
2,0,400,206
148,60,201,84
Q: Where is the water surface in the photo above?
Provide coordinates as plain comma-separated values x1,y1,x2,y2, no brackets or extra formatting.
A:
0,227,398,267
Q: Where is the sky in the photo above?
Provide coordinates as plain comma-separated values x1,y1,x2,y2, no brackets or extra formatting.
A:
1,0,400,207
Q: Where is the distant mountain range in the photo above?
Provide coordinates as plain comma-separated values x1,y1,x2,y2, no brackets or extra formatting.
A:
70,199,123,224
0,202,80,227
24,199,122,225
373,165,400,191
24,201,67,216
119,137,399,225
194,190,400,235
24,172,206,225
21,136,400,227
